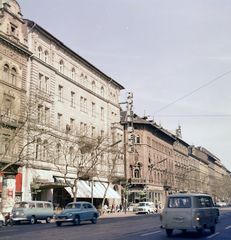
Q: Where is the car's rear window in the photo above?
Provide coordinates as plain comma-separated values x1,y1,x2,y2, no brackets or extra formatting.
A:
168,197,191,208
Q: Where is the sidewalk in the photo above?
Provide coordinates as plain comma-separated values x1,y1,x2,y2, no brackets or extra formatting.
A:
99,211,136,218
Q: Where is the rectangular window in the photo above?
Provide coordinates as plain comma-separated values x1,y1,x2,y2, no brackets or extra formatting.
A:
38,74,43,90
101,107,104,120
92,102,95,116
57,113,62,130
91,126,95,138
45,77,49,93
58,85,63,101
71,92,75,107
70,118,74,130
84,98,87,112
45,107,50,124
37,105,43,123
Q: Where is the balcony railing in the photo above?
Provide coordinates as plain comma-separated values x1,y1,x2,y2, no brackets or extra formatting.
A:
130,178,146,184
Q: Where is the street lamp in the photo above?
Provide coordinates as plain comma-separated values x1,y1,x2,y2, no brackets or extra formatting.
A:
145,158,167,202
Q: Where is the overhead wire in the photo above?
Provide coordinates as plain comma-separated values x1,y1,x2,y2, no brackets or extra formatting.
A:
149,70,231,116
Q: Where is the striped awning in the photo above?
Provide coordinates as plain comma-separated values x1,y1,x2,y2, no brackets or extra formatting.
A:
55,178,120,199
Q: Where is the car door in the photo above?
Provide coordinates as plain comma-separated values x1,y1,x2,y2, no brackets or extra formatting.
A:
86,203,95,219
81,203,89,220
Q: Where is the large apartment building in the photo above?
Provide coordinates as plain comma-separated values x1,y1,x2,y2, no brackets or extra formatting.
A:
121,111,231,206
0,0,124,211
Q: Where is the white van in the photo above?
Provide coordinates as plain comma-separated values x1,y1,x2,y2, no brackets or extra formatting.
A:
136,202,156,214
12,201,54,224
160,193,217,236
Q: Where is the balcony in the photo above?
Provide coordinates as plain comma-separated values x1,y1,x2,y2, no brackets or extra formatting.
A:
130,178,146,185
1,115,18,128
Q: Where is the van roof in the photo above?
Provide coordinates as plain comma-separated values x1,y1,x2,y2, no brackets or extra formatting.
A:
167,193,211,198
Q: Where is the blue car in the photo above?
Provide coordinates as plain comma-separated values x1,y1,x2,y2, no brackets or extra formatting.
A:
55,202,99,226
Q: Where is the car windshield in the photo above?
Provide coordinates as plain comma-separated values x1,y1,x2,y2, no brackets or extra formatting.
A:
65,203,81,209
168,197,191,208
13,202,29,209
139,203,146,206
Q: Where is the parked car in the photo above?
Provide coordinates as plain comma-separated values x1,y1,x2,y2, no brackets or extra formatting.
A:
12,201,54,224
136,202,156,214
55,202,99,226
160,193,217,237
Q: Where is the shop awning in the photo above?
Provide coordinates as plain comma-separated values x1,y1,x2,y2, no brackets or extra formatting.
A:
64,180,121,199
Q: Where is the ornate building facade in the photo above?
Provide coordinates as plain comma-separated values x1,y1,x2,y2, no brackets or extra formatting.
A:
0,0,125,211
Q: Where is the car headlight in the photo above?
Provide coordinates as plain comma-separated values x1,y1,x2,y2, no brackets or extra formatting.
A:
69,213,72,217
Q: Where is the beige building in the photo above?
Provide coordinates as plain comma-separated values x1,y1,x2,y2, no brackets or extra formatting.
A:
0,0,32,212
121,113,175,206
0,0,125,210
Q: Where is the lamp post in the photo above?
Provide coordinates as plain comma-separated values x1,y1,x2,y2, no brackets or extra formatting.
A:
145,158,167,202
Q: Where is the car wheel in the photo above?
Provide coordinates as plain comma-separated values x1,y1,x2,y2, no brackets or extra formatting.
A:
30,216,36,224
46,216,51,223
210,224,216,234
166,229,173,236
56,222,61,226
73,216,80,226
92,214,97,224
0,221,3,228
198,226,205,236
182,229,187,234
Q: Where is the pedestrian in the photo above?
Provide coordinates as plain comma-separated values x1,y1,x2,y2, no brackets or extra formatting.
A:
5,212,13,227
120,203,123,212
111,203,114,213
104,204,108,214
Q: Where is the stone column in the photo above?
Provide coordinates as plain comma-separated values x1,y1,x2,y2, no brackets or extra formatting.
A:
1,172,17,214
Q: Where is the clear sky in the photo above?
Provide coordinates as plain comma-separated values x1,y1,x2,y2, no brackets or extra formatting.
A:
18,0,231,171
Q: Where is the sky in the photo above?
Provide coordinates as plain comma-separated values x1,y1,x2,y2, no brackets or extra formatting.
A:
18,0,231,171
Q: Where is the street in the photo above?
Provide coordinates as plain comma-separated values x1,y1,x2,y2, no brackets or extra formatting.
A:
0,208,231,240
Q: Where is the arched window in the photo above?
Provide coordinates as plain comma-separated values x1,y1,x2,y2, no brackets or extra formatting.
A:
44,51,48,63
71,68,75,80
38,47,42,59
55,143,61,164
134,169,139,178
101,86,104,97
113,94,116,103
11,68,16,85
80,74,84,85
3,64,9,81
84,76,87,87
148,153,151,163
92,81,95,92
59,60,64,74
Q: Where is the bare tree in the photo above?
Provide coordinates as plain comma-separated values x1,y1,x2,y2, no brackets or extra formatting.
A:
0,94,49,173
97,142,124,215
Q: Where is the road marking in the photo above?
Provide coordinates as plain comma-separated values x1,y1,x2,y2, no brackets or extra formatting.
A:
225,225,231,229
141,230,161,236
207,232,220,239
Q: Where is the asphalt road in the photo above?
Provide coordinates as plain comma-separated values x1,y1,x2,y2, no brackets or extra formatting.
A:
0,208,231,240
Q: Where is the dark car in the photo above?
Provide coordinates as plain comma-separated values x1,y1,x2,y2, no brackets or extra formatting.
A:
55,202,99,226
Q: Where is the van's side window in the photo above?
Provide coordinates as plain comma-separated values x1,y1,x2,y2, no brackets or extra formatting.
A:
29,203,35,208
168,197,191,208
36,203,44,208
44,203,52,208
199,197,213,207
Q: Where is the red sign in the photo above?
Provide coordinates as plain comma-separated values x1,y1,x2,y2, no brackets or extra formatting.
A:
8,189,13,197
